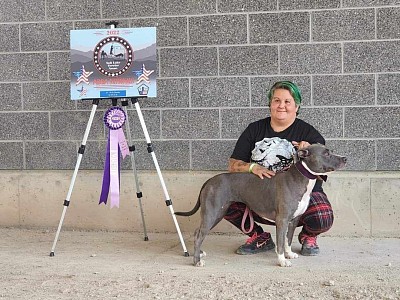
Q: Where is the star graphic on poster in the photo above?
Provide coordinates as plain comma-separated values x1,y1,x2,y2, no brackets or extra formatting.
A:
133,64,154,85
74,65,93,85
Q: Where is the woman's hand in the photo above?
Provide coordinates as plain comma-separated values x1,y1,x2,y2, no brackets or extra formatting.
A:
292,141,310,149
251,164,276,179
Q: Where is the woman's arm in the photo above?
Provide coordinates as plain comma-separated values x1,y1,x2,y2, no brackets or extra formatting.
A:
228,158,275,179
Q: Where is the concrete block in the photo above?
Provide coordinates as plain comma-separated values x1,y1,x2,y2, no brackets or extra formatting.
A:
371,178,400,237
130,140,190,170
280,0,340,10
0,83,22,111
250,12,309,44
75,20,130,30
160,47,218,77
138,78,189,108
18,172,88,228
21,22,72,51
313,75,375,106
47,0,100,20
326,140,375,170
378,8,400,39
313,9,375,41
0,0,45,22
221,108,268,139
131,17,187,47
50,111,105,140
162,109,219,139
218,0,276,12
120,139,150,170
76,99,114,110
0,142,24,169
377,74,400,105
344,107,400,138
3,170,400,236
79,140,107,170
0,53,47,82
280,43,341,74
0,112,49,140
0,173,20,226
376,140,400,171
251,76,311,107
300,108,344,139
17,171,213,232
102,0,157,18
189,15,247,46
0,24,19,52
192,140,236,170
126,109,160,139
49,52,70,81
191,77,250,107
219,45,278,76
343,0,398,7
25,141,77,169
344,41,400,73
159,0,216,15
324,175,371,237
23,82,76,111
83,138,186,171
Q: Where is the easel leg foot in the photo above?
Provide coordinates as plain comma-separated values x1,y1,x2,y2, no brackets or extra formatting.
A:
50,252,55,257
184,251,190,257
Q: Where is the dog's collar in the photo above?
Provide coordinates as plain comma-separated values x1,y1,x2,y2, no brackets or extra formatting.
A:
295,161,327,182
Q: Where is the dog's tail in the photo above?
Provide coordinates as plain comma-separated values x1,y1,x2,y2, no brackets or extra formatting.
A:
175,197,200,216
175,177,215,216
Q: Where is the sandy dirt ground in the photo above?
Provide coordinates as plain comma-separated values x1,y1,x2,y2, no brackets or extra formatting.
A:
0,227,399,300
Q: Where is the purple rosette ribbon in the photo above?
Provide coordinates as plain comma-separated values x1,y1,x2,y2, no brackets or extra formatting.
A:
99,107,130,208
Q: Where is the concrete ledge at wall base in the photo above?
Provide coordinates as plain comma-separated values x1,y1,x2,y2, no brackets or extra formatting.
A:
0,170,399,238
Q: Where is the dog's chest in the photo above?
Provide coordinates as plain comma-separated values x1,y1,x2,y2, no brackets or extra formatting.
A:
293,179,316,218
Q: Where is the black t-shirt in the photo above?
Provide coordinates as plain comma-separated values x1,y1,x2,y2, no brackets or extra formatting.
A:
231,117,325,192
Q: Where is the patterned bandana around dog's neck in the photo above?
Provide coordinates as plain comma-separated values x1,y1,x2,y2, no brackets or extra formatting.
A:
251,137,296,172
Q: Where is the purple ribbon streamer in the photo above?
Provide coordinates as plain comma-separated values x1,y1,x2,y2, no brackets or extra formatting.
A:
99,128,129,208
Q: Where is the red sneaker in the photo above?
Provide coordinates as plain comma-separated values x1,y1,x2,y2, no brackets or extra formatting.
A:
236,232,275,255
298,232,320,256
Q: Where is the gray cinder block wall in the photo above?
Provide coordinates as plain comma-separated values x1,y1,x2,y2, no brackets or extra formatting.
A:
0,1,399,236
0,0,399,171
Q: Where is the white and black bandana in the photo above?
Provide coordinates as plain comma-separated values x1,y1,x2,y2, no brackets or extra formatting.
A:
251,137,296,172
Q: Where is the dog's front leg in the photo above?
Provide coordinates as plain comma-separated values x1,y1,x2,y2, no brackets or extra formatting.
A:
285,217,300,260
275,218,292,267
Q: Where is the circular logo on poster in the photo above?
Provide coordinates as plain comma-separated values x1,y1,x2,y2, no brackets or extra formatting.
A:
93,36,133,77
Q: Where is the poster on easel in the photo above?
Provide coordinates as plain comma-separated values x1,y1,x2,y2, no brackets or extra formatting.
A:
70,27,156,100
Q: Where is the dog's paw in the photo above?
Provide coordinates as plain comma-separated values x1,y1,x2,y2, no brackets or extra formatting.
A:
195,259,205,267
277,254,292,267
285,251,298,259
278,259,292,267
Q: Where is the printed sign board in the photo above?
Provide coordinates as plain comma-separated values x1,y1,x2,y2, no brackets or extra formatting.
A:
70,27,157,100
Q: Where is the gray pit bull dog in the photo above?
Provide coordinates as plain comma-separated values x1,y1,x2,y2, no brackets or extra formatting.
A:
175,144,347,267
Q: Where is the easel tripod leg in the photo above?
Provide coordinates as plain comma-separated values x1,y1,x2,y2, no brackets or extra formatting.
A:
121,101,149,241
50,100,99,256
131,97,189,256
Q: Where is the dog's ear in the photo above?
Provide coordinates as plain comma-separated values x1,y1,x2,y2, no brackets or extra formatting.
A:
297,149,309,159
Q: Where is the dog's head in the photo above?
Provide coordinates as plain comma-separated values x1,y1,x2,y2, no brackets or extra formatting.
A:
296,144,347,175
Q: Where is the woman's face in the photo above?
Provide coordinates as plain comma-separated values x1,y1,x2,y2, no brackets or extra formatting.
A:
269,88,299,122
